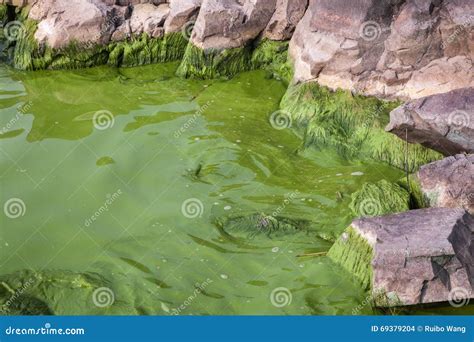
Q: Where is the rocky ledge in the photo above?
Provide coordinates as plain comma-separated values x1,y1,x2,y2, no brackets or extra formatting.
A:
328,208,474,306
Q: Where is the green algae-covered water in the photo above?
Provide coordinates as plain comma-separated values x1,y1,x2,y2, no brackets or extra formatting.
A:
0,62,462,315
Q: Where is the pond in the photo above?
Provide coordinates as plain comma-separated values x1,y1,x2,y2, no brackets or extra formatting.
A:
0,62,461,315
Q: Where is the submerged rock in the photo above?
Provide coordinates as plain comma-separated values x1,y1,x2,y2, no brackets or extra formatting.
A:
349,180,411,218
386,88,474,156
328,208,474,307
418,154,474,214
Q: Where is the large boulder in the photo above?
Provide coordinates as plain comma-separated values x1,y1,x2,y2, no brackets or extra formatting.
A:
289,0,473,100
263,0,308,41
386,87,474,156
328,208,474,306
129,3,170,38
190,0,277,50
418,154,474,214
164,0,201,34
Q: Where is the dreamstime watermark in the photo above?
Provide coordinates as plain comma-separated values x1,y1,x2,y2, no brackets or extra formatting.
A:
181,198,204,219
0,101,33,135
0,278,35,314
170,278,213,315
84,189,122,227
2,20,25,42
3,198,26,219
269,110,292,130
181,20,196,41
270,287,292,308
447,110,470,131
92,287,115,308
356,198,382,217
448,287,471,308
271,190,300,217
92,110,115,131
359,21,390,42
5,323,85,336
174,101,211,138
442,15,474,48
352,289,386,315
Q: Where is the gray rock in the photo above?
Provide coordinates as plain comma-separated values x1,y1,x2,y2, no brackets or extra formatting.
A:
263,0,308,41
331,208,474,306
386,87,474,155
418,154,474,214
190,0,277,50
129,3,170,38
164,0,201,34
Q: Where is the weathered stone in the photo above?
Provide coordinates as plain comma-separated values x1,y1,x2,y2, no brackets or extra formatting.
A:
130,3,170,38
418,154,474,214
289,0,473,100
164,0,201,34
386,87,474,156
329,208,474,306
264,0,307,41
190,0,277,50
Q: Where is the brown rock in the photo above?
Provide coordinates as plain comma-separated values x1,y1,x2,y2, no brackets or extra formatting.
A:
264,0,307,41
191,0,277,50
129,3,170,38
335,208,474,306
386,87,474,155
418,154,474,214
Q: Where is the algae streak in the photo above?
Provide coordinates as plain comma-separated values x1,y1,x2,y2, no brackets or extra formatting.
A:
327,226,373,290
280,82,442,172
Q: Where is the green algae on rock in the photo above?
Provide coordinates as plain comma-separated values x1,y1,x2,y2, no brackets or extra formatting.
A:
349,180,411,218
327,226,373,290
280,82,442,172
177,39,292,81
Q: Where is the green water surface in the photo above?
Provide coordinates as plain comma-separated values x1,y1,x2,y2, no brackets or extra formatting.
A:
0,62,462,315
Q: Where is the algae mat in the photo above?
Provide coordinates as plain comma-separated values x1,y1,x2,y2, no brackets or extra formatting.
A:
0,62,460,315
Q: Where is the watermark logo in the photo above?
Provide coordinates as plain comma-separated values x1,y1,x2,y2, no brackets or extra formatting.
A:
269,110,292,130
270,287,292,308
181,198,204,219
4,198,26,219
359,21,383,42
92,110,114,131
447,110,470,131
448,287,470,308
92,287,115,308
3,21,25,42
357,198,382,217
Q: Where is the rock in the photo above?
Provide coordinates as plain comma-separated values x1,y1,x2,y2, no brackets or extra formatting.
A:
418,154,474,214
386,87,474,156
164,0,201,34
328,208,474,306
263,0,308,41
31,0,119,49
289,0,473,100
349,180,410,218
129,3,170,38
190,0,277,50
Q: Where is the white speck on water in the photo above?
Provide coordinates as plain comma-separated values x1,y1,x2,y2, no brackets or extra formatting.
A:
236,140,241,143
220,274,228,279
336,173,343,176
224,205,232,211
213,202,219,205
272,247,279,253
194,137,200,141
351,171,364,176
299,264,304,268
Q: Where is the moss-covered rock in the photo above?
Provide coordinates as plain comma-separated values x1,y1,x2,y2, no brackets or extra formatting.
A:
177,39,293,81
350,180,411,218
327,226,373,290
280,82,442,171
397,174,427,209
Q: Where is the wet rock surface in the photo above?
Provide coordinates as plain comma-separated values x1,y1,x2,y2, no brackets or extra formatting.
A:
418,154,474,214
332,208,474,306
386,87,474,156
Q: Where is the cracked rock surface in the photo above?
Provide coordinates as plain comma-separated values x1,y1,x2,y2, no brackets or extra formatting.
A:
418,154,474,214
352,208,474,306
386,87,474,155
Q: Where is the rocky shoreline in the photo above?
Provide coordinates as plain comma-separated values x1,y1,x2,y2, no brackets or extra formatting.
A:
1,0,473,309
